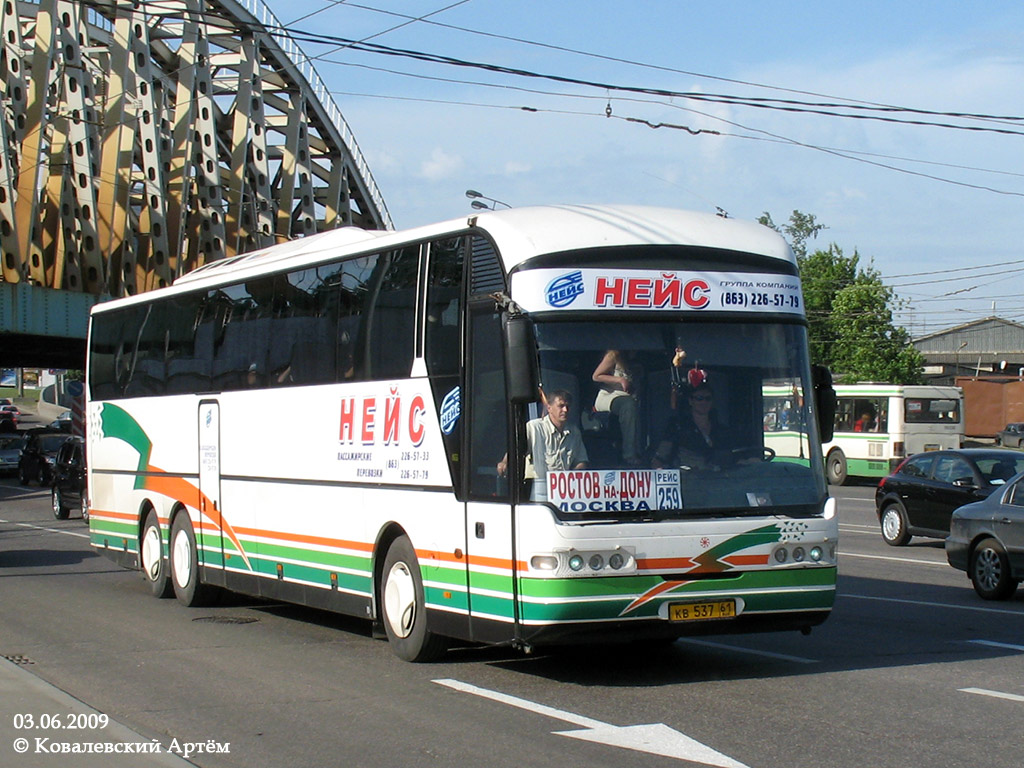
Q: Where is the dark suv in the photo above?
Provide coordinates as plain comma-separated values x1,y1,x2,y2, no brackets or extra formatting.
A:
19,430,71,486
52,436,87,520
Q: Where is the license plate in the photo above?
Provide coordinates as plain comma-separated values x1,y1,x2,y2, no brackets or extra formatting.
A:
668,599,736,622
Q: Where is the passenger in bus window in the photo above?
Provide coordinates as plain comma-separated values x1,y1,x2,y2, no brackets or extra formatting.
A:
592,350,641,465
854,412,875,432
497,389,589,480
245,362,263,388
653,380,729,469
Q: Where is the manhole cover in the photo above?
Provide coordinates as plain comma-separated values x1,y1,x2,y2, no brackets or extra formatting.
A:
191,616,259,625
2,654,36,665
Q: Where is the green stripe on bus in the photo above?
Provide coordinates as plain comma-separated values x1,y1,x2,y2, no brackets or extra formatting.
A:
845,457,891,477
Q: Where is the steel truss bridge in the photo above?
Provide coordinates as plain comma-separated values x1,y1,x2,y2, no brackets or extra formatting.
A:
1,0,391,367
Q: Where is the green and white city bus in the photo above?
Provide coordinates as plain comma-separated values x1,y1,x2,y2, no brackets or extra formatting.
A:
86,205,838,661
821,384,963,485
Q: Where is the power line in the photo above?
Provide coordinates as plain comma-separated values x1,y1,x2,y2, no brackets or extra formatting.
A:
336,1,1024,125
249,23,1024,136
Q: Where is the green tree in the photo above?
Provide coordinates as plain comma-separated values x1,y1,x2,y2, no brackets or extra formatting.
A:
758,210,826,259
760,211,923,384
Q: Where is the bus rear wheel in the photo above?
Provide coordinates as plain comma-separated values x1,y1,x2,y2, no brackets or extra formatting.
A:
169,513,216,606
381,535,446,662
826,449,848,486
141,510,174,599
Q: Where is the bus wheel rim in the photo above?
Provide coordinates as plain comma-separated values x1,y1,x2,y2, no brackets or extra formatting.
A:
172,529,192,587
384,562,416,638
142,526,162,580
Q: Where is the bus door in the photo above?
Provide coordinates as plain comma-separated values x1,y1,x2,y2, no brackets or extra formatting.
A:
464,304,517,644
197,400,224,568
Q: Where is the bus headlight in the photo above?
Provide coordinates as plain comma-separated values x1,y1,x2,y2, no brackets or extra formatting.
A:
530,555,558,571
773,542,835,566
531,547,637,577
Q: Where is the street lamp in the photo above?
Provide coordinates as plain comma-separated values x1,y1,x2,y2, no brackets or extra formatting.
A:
955,340,968,382
465,189,511,210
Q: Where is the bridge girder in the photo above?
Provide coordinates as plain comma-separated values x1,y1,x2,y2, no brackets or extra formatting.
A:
0,0,391,301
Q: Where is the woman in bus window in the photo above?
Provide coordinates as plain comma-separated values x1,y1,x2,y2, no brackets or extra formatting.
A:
592,349,641,465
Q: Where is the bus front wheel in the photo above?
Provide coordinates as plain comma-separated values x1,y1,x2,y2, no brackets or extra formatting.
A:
141,510,174,599
826,449,848,486
381,535,446,662
169,513,216,606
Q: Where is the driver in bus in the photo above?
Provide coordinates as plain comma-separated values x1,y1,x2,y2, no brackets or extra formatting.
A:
653,379,724,470
497,389,589,481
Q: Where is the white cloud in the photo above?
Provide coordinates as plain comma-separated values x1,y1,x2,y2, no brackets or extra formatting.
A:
504,161,532,175
419,148,464,180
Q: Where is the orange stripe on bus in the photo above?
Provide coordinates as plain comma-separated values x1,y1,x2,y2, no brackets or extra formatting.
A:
636,556,698,570
141,466,252,570
231,526,374,553
92,509,140,523
722,554,770,566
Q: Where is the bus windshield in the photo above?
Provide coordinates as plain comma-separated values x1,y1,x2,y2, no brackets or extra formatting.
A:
525,319,826,519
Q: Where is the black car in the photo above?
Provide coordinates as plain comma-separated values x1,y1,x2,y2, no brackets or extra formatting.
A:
946,473,1024,600
874,449,1024,546
18,430,72,486
51,436,87,521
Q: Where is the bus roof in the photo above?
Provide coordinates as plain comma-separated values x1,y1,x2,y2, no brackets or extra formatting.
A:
96,205,793,312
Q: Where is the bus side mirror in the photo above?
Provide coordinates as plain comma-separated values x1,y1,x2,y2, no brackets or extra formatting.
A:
813,365,836,443
504,314,540,403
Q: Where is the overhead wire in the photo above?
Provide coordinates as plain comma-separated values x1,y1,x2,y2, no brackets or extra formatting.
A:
254,25,1024,136
83,0,1024,330
336,1,1024,125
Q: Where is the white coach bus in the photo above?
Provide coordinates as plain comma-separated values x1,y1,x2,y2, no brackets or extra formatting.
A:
87,205,838,661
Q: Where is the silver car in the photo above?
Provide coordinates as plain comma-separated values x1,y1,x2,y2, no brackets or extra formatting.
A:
0,434,26,475
996,422,1024,448
947,475,1024,600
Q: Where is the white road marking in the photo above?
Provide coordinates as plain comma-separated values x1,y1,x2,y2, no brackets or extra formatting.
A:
840,551,946,567
838,523,881,533
434,678,749,767
845,593,1024,616
959,688,1024,703
678,638,818,664
0,518,90,539
968,639,1024,652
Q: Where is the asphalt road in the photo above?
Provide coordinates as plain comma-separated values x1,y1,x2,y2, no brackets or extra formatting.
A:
2,477,1023,768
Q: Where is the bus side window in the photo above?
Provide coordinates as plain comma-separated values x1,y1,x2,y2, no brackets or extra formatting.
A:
365,246,418,380
338,254,378,381
425,237,465,495
467,306,510,500
425,237,464,378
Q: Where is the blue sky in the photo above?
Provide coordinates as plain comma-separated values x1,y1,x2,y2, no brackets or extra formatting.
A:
269,0,1024,336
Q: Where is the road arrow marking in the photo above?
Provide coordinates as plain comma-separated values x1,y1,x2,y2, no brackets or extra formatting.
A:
434,678,749,768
